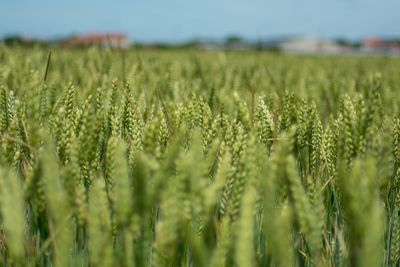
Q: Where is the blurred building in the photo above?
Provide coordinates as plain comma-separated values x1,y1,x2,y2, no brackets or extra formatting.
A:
195,42,223,51
62,33,129,48
278,38,349,54
361,38,400,54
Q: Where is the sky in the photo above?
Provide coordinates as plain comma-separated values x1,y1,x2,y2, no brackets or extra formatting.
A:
1,0,400,43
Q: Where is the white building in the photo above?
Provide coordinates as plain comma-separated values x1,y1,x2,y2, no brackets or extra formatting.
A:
279,38,347,55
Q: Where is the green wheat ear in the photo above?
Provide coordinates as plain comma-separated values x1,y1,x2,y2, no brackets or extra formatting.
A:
255,96,274,153
41,133,74,267
209,217,232,267
0,87,8,133
88,178,114,267
205,149,231,213
0,167,26,265
394,117,400,204
39,84,48,121
342,95,356,168
260,140,295,267
310,116,322,175
390,210,400,265
338,157,385,266
286,153,322,262
235,184,257,267
65,82,75,121
113,139,133,227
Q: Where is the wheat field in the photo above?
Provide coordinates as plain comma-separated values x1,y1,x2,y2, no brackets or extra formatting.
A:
1,46,400,266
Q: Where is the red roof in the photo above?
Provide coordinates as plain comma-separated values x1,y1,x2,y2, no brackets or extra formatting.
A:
362,38,385,48
63,33,127,47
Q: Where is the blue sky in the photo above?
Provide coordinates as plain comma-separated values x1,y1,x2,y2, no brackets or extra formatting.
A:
1,0,399,42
